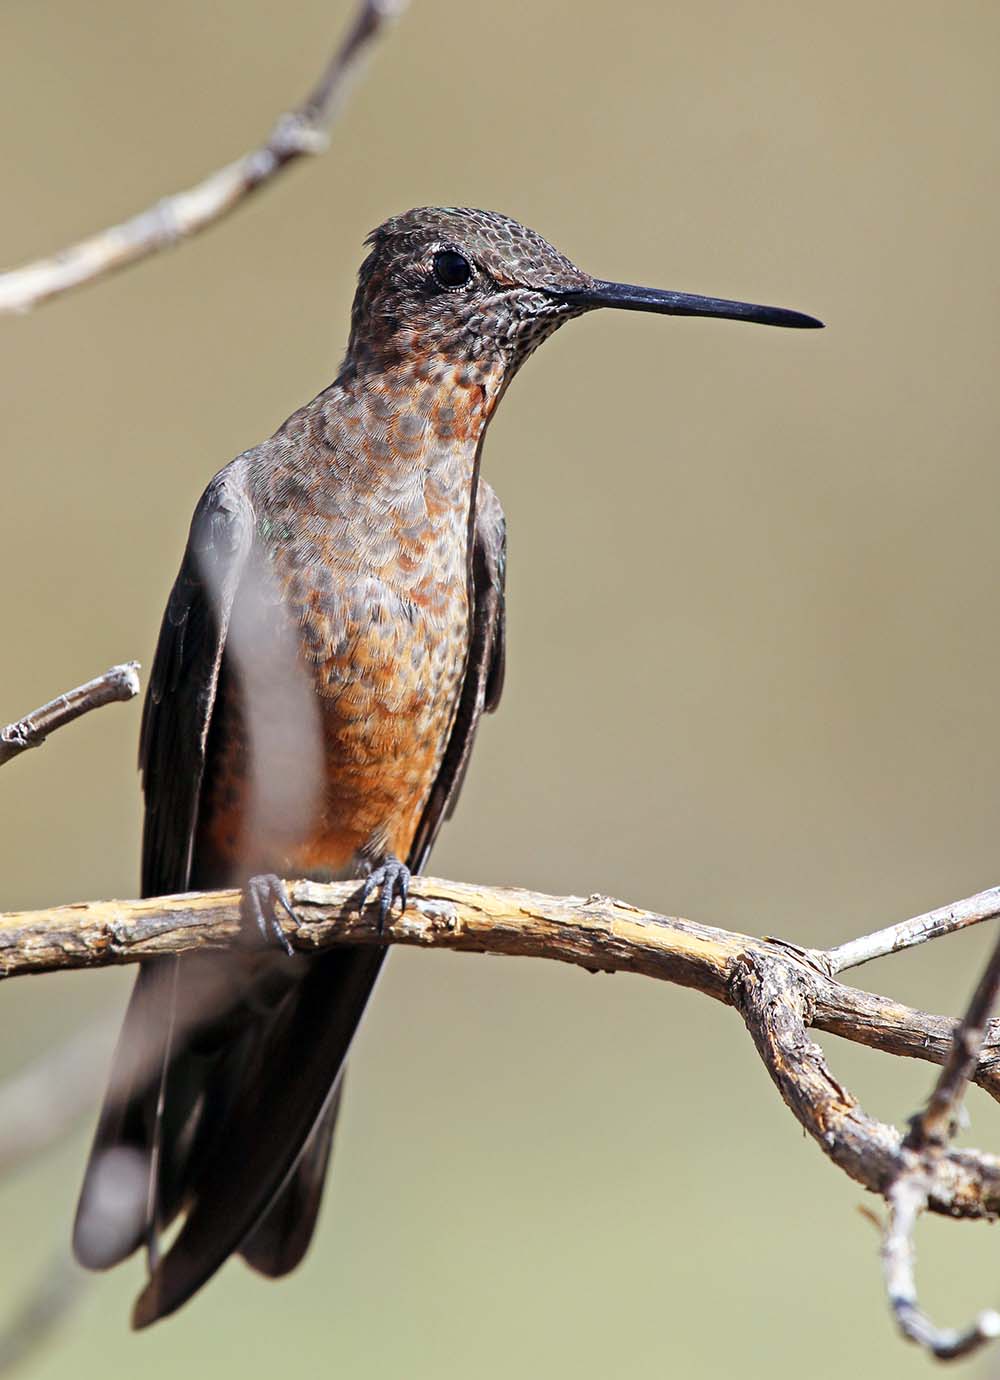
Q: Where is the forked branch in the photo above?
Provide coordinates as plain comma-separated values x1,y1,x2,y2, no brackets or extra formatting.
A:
5,709,1000,1358
3,879,1000,1232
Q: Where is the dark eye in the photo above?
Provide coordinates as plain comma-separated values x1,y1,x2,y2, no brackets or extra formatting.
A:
433,248,472,289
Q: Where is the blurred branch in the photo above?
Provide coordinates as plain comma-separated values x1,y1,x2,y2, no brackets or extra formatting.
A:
0,0,406,316
0,1022,115,1176
0,663,140,768
3,875,1000,1360
0,1253,87,1376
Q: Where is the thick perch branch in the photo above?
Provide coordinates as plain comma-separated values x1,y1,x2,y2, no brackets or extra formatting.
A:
0,0,405,315
2,879,999,1099
4,874,1000,1358
3,875,1000,1162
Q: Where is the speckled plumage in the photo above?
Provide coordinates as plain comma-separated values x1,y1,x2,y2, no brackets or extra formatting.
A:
193,208,593,883
75,207,822,1328
76,209,595,1326
198,364,497,877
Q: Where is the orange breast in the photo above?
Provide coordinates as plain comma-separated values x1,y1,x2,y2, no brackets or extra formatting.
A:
195,556,470,884
194,353,498,885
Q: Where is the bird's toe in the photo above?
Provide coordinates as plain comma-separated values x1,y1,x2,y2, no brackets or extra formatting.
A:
241,873,297,957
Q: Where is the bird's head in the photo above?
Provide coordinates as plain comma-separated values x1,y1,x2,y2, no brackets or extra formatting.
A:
346,206,821,381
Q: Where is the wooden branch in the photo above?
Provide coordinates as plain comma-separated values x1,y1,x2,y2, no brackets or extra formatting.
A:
5,874,1000,1359
908,929,1000,1152
730,953,1000,1211
1,876,997,1086
0,0,405,315
0,663,140,768
867,928,1000,1358
826,886,1000,974
882,1177,1000,1360
2,878,999,1098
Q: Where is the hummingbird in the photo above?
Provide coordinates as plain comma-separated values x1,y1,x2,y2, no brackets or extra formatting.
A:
72,207,821,1327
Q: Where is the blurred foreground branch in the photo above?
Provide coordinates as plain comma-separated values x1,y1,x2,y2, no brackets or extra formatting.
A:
0,1022,115,1176
0,1253,87,1377
3,877,1000,1359
0,0,405,315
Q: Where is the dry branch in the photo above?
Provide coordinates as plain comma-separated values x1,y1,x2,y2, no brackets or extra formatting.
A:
0,0,405,315
827,887,1000,974
882,1177,1000,1360
1,878,999,1097
0,663,139,768
872,928,1000,1358
4,874,1000,1357
908,929,1000,1153
1,875,1000,1169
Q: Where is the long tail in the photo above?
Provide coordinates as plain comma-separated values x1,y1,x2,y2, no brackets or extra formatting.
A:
73,944,385,1327
238,1074,344,1278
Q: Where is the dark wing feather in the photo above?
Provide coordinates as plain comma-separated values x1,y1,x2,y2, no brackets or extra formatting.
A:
408,480,506,870
80,468,506,1317
134,485,506,1322
73,464,254,1272
139,462,255,897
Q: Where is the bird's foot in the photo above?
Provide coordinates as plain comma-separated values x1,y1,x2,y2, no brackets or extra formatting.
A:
241,873,297,958
357,855,410,936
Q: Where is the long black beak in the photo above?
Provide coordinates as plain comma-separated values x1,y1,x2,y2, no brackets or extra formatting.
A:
560,279,823,330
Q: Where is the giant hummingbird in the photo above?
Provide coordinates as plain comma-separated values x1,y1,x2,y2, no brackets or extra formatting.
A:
72,207,821,1326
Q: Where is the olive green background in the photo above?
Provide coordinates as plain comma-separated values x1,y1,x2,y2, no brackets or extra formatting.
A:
2,1,1000,1375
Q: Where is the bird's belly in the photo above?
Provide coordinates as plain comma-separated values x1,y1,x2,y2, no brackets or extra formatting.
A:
301,604,470,868
196,574,469,882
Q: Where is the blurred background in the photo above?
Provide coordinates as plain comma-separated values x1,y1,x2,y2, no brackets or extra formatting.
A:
2,0,999,1374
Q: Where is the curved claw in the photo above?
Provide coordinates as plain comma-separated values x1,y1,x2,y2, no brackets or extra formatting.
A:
358,857,411,936
241,874,297,958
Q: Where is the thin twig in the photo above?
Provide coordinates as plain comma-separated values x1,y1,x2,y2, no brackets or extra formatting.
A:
0,0,406,315
882,1177,1000,1360
825,886,1000,974
870,913,1000,1357
907,929,1000,1151
0,663,140,768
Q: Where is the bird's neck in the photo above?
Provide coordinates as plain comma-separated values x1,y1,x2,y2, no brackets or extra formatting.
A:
313,352,507,502
268,354,507,560
350,349,507,442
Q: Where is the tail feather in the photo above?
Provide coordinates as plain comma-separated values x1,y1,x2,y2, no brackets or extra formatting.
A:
131,945,384,1328
239,1075,343,1278
73,952,264,1271
73,963,174,1270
